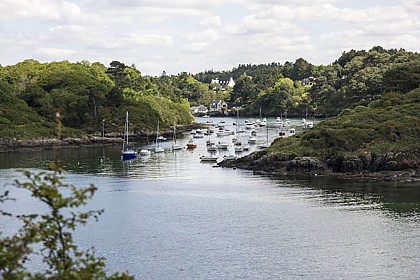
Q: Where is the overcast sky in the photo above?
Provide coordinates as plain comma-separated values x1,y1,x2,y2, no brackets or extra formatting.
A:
1,0,419,76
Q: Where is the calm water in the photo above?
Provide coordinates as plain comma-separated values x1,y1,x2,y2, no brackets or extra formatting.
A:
1,117,419,279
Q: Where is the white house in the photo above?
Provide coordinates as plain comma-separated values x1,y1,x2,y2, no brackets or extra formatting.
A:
301,77,315,87
190,105,208,116
210,77,235,88
209,100,228,114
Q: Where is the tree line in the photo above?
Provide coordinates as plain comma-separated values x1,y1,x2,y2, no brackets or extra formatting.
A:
1,46,420,140
195,46,420,117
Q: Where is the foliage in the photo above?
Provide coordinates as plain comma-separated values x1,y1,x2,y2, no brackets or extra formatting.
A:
310,47,420,116
269,88,420,159
1,46,420,140
0,163,133,279
0,60,194,140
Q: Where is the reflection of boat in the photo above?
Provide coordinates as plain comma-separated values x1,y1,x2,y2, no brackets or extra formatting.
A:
200,155,219,162
186,139,197,149
122,111,138,160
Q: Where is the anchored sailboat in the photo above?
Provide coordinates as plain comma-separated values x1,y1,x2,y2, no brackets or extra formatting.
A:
121,111,138,160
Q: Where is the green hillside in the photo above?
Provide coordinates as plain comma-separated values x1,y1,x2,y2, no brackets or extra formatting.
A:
269,88,420,158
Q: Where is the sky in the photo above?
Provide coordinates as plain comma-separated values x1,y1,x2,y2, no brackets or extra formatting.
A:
1,0,419,76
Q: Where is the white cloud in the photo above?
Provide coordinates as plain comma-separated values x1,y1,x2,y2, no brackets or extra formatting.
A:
200,16,222,27
0,0,418,75
35,47,76,59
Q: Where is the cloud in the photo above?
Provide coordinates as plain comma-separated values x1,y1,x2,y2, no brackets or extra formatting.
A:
0,0,418,75
35,47,76,59
200,16,222,27
0,0,82,22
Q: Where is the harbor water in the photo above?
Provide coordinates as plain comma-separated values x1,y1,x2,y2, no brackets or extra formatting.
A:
1,117,419,279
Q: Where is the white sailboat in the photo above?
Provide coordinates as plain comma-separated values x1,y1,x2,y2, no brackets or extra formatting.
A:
121,111,138,160
172,121,183,151
258,124,270,149
154,119,165,153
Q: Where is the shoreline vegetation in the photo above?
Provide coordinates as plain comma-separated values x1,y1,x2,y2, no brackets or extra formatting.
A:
0,122,206,153
1,47,420,182
219,88,420,182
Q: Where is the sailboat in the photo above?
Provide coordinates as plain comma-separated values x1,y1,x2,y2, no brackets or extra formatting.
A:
258,123,270,149
172,121,183,151
121,111,138,160
236,109,245,133
154,119,165,153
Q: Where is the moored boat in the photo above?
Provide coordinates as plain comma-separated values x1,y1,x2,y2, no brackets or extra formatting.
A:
121,111,138,160
186,139,197,149
200,155,219,162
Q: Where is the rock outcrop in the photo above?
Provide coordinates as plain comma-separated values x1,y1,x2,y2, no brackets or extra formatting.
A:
218,150,420,181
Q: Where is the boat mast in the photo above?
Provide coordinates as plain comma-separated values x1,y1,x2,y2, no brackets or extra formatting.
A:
156,118,160,147
173,120,177,144
266,122,269,144
126,111,129,147
236,109,239,133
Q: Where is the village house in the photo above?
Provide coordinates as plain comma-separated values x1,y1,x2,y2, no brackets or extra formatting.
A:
190,104,208,116
210,77,235,89
209,100,228,115
301,76,315,87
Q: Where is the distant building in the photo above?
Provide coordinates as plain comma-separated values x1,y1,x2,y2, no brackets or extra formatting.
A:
301,76,315,87
210,77,235,89
209,100,228,114
190,105,208,116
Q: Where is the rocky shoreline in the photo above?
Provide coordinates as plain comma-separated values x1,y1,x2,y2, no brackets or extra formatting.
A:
0,136,123,153
218,150,420,182
0,123,205,153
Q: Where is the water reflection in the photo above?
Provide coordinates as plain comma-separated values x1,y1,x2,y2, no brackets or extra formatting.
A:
263,173,420,217
0,116,419,220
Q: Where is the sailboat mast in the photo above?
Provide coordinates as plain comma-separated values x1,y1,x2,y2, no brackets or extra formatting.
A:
266,123,269,143
236,109,239,133
173,120,177,144
156,119,159,146
126,111,129,147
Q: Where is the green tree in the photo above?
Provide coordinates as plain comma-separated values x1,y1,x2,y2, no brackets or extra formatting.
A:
383,61,420,93
231,73,257,106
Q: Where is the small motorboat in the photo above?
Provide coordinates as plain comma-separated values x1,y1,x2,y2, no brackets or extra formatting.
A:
186,139,197,149
207,144,217,152
200,155,219,162
223,154,237,160
216,141,229,149
139,149,151,156
248,137,257,144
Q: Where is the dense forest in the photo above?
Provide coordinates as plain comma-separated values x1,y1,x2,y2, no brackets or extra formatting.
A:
195,46,420,117
1,46,420,140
